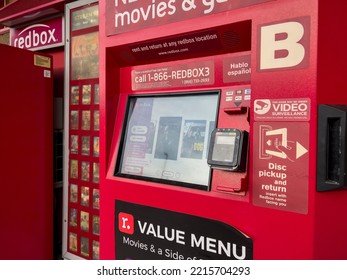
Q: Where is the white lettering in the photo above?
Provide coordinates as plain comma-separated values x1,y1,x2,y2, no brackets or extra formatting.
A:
260,21,305,69
171,67,210,79
269,163,287,171
202,0,228,14
137,220,186,245
13,27,57,49
115,0,176,28
261,184,287,193
121,217,128,229
273,103,308,112
115,0,137,6
123,236,148,250
191,234,247,259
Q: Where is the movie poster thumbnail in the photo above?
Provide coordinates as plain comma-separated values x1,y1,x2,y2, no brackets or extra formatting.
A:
71,32,99,80
146,121,156,154
82,110,91,130
181,120,207,159
93,136,99,157
93,240,100,260
71,86,79,105
154,117,182,160
70,135,78,154
94,84,99,105
93,215,100,236
94,110,99,131
82,84,91,105
70,184,78,203
70,159,78,179
80,211,89,232
69,232,77,252
93,162,99,183
207,121,216,157
81,136,90,156
69,208,77,228
80,236,89,257
81,186,89,207
93,189,100,210
81,161,90,182
70,110,79,130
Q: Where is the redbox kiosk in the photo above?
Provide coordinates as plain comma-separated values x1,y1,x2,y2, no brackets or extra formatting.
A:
98,0,347,259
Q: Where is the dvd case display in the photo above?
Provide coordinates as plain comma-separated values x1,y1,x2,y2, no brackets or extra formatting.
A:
70,135,78,154
70,184,78,203
81,136,90,155
81,186,89,207
70,160,78,179
69,232,77,252
71,86,79,105
70,111,79,130
80,211,89,232
94,84,99,104
82,84,91,105
92,189,100,210
81,111,91,130
93,110,99,131
66,1,100,260
80,236,89,257
92,215,100,236
93,137,99,157
69,208,77,227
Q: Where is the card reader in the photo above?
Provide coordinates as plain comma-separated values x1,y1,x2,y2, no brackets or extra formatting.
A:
207,128,248,171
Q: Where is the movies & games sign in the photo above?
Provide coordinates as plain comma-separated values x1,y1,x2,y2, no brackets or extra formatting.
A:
106,0,273,35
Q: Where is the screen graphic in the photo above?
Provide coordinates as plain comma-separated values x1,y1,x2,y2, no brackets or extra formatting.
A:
116,92,219,190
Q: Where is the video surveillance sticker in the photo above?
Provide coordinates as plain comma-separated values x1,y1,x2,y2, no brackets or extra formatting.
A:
254,98,310,121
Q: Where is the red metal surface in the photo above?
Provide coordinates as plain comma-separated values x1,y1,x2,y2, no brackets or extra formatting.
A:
0,44,53,259
98,0,347,259
0,0,72,27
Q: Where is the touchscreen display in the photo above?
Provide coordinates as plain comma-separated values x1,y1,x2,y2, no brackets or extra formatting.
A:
116,92,219,190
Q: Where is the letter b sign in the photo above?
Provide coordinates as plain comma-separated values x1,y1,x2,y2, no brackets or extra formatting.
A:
259,17,310,70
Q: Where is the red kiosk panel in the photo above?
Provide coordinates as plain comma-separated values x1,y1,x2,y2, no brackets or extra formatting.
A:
99,0,347,259
0,45,53,259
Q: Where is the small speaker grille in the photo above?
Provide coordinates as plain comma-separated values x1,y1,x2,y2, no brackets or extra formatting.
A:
221,31,241,48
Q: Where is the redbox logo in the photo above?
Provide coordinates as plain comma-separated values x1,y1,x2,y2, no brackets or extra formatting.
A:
259,17,310,70
11,17,63,51
118,212,134,234
13,25,57,49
